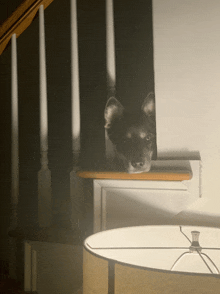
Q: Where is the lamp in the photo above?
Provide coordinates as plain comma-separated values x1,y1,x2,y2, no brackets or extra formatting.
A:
83,225,220,293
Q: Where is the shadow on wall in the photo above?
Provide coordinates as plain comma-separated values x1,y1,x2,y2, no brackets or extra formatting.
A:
158,150,201,161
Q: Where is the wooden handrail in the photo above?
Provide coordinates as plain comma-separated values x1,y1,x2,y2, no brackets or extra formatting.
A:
0,0,55,55
77,170,192,181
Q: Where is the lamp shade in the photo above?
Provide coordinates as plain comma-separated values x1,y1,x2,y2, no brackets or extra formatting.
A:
83,225,220,293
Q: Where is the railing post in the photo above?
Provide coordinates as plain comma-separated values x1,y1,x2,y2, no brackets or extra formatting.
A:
70,0,83,230
106,0,116,98
9,33,19,279
38,4,52,227
105,0,116,162
11,33,19,230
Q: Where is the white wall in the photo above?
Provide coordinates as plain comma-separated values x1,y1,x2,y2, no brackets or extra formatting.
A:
153,0,220,202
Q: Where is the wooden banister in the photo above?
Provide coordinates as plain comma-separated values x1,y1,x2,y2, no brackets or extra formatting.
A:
0,0,55,55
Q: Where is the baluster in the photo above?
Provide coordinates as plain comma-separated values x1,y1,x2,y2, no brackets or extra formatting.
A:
11,34,19,229
105,0,116,162
106,0,116,97
38,4,52,227
70,0,82,230
9,33,19,279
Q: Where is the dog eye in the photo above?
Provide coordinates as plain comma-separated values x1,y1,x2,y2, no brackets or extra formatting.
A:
146,135,152,141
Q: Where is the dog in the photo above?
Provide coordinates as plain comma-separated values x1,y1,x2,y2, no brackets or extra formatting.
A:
104,92,157,173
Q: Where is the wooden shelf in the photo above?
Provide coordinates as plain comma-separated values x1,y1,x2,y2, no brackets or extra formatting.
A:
77,170,192,181
0,0,55,55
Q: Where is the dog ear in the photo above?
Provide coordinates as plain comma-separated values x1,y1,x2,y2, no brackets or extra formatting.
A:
141,92,155,116
104,97,124,128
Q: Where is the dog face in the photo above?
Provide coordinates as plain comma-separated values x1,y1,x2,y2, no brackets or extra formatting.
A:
105,93,156,173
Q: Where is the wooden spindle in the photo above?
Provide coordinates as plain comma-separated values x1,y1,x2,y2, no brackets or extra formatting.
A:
11,33,19,229
70,0,82,230
9,33,19,279
38,4,52,227
105,0,116,162
70,0,80,164
106,0,116,97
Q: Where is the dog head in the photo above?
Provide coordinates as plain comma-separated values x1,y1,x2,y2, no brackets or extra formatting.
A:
104,92,156,173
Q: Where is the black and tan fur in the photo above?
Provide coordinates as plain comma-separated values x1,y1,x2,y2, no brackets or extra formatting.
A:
104,92,156,173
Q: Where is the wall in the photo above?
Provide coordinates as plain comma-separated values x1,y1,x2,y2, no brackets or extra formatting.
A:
153,0,220,203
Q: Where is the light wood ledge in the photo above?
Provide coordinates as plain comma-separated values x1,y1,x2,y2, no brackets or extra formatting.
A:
0,0,55,55
77,171,192,181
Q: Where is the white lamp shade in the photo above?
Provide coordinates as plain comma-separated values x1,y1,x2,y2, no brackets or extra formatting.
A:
83,225,220,293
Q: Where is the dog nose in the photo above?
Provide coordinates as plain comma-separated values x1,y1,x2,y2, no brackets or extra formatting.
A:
131,161,144,168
